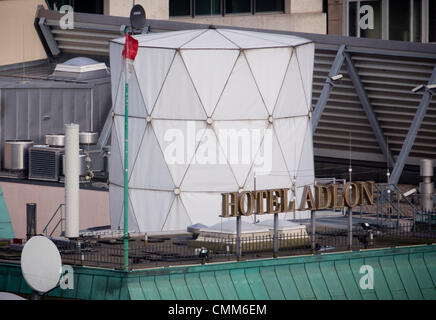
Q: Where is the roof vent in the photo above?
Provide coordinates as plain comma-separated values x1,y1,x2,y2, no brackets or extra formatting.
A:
54,57,107,73
50,57,108,81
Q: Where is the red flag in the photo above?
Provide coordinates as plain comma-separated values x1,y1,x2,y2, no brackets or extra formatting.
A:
122,33,138,61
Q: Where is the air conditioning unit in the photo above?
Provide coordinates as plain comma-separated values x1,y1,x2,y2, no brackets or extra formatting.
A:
28,145,63,182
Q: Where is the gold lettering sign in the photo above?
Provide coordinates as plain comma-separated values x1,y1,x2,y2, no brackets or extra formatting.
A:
220,181,375,218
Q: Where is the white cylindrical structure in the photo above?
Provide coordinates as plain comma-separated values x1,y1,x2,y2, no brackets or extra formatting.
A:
109,29,315,232
64,123,80,238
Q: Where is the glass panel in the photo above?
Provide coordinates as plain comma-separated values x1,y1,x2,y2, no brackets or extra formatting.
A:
195,0,221,15
389,0,411,41
430,0,436,42
348,1,357,37
360,0,382,38
413,0,422,42
170,0,191,16
256,0,284,12
225,0,251,14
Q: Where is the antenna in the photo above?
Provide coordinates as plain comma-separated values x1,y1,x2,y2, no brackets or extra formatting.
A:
20,236,62,297
130,4,146,34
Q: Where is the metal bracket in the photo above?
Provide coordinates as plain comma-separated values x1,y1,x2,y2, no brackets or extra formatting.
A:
390,65,436,185
344,51,395,168
311,44,346,133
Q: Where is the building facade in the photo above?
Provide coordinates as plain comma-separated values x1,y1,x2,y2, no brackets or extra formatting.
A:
47,0,327,34
328,0,436,43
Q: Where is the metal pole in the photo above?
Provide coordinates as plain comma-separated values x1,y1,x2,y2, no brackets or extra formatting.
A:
348,207,353,250
26,203,37,241
273,213,278,258
123,53,129,272
236,215,241,261
311,210,316,253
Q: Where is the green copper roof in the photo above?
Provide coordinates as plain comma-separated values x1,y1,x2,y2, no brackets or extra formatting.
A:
0,187,14,239
1,245,436,300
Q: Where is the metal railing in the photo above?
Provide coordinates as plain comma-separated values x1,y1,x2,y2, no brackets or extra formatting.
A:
42,204,65,237
51,221,436,270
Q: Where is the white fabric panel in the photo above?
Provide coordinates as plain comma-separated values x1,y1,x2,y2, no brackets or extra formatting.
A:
245,48,291,114
113,72,124,115
182,30,239,49
110,185,139,231
181,127,239,192
112,69,148,118
222,29,311,47
181,49,239,117
213,120,269,187
108,122,124,186
217,30,290,49
213,54,268,120
130,124,175,190
274,117,308,177
139,30,205,48
114,115,147,181
181,192,223,226
152,119,206,187
152,53,207,120
296,122,315,188
116,193,140,232
296,43,315,110
129,189,175,232
161,197,192,231
109,184,123,230
134,47,175,114
109,42,124,103
136,30,195,44
245,125,290,190
274,54,308,118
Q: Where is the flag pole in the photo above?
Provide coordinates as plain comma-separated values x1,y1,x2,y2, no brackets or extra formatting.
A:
121,30,138,272
123,30,129,272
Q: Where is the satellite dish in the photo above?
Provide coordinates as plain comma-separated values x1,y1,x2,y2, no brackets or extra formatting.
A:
20,236,62,294
130,4,146,31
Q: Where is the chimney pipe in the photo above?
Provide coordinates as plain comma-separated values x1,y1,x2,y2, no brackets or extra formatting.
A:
420,159,434,211
64,123,80,238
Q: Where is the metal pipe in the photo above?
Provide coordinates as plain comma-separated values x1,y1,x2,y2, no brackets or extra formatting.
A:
348,207,353,250
26,203,37,240
273,213,278,258
236,215,241,260
311,210,316,253
64,123,80,239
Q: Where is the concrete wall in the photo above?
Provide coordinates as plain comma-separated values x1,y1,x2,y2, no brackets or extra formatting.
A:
0,182,110,238
328,0,343,35
104,0,169,19
173,12,326,34
105,0,326,34
0,0,47,66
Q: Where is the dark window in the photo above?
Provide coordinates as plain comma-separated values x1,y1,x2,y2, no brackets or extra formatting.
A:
255,0,284,12
430,0,436,42
348,1,357,36
170,0,191,16
225,0,251,14
46,0,103,14
360,0,381,39
413,0,422,42
389,0,410,41
196,0,221,15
